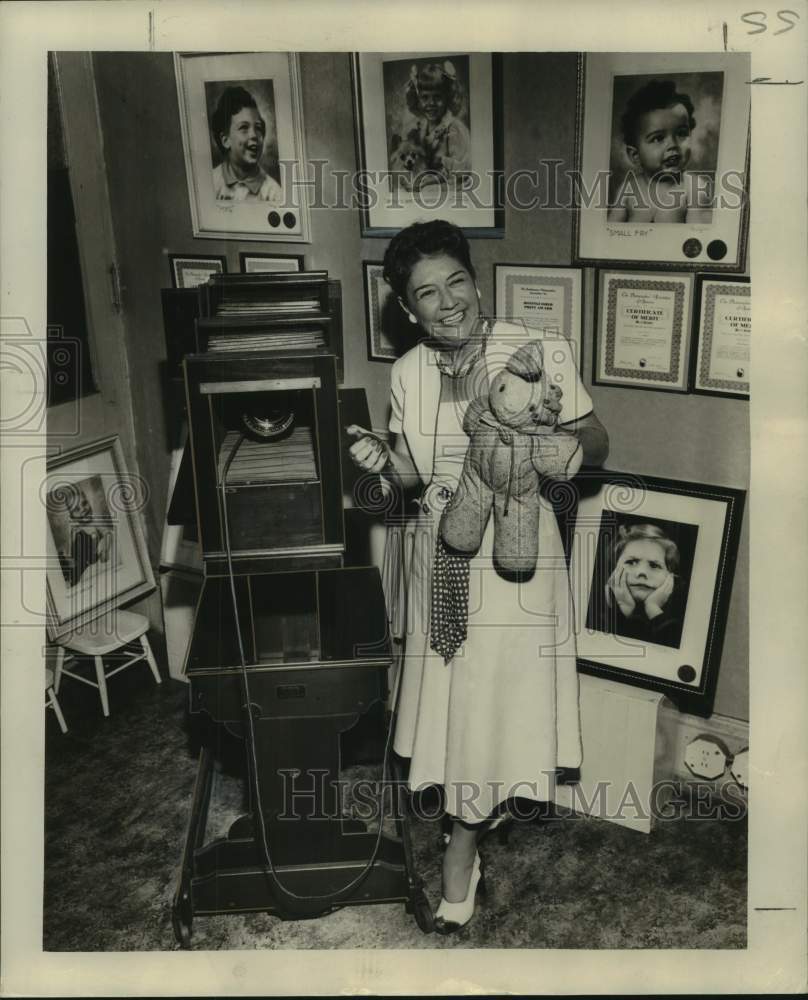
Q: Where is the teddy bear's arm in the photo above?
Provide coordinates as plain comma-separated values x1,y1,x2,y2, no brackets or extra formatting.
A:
530,431,584,480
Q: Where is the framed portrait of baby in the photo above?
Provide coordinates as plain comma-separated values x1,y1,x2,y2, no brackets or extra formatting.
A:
43,435,155,640
574,52,750,271
174,52,311,243
351,52,503,236
568,473,745,717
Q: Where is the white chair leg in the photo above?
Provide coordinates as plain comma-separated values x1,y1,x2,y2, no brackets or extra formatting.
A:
47,686,68,734
140,633,162,685
54,646,65,694
94,655,110,717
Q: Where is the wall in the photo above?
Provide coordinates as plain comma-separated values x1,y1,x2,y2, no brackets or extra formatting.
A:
89,51,748,719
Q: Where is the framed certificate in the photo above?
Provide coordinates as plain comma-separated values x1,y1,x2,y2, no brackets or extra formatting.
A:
594,270,694,392
493,264,583,373
168,254,226,289
574,52,750,271
691,275,750,398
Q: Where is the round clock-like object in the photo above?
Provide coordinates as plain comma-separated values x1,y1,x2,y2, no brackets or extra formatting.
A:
241,409,295,441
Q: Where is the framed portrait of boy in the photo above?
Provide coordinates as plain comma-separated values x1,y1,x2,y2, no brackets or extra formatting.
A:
351,52,503,236
168,254,226,289
44,436,155,640
569,473,745,717
494,264,583,374
691,274,750,398
239,252,304,274
594,269,694,392
574,53,750,271
174,52,311,243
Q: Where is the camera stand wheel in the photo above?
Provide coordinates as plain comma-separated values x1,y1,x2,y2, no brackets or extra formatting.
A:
172,886,193,949
405,887,435,934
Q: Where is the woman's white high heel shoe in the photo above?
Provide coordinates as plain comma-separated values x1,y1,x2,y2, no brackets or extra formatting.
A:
434,852,485,935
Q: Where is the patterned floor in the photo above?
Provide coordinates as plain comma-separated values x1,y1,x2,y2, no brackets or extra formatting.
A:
44,664,747,951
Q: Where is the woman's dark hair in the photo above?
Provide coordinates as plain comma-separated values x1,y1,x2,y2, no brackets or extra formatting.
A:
620,79,696,147
382,219,475,300
211,86,263,154
614,522,680,573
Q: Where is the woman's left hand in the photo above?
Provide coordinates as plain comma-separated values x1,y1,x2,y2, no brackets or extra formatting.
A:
644,572,674,619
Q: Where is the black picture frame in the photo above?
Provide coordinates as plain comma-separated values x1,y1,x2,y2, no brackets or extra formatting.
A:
568,471,745,717
690,273,750,399
168,254,227,289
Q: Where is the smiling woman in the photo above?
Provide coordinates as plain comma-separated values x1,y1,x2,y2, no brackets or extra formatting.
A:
347,219,609,936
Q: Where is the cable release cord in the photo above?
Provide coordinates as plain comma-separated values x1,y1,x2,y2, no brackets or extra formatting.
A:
219,432,402,906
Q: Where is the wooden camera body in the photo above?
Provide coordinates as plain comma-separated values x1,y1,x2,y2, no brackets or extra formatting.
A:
173,272,431,945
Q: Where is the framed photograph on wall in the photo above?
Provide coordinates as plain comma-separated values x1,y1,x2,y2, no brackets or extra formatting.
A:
691,274,750,398
574,52,750,270
351,52,503,236
239,252,304,274
363,262,397,362
45,436,156,640
594,269,694,392
169,254,226,289
569,472,745,717
174,52,311,243
494,264,583,373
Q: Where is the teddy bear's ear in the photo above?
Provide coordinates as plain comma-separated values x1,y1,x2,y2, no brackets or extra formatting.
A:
505,340,545,382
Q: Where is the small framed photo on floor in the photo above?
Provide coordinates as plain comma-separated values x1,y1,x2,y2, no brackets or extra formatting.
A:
574,52,750,271
691,274,750,398
494,263,583,373
43,435,156,640
351,52,503,236
594,269,694,392
239,252,304,274
169,254,226,289
569,472,745,717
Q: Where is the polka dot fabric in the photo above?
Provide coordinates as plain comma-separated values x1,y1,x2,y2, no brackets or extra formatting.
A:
429,535,471,664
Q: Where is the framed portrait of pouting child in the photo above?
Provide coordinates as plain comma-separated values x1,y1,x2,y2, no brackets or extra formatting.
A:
574,52,750,270
351,52,503,236
569,473,745,717
175,52,311,243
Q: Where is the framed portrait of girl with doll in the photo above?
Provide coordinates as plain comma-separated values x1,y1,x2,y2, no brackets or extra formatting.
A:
351,52,503,236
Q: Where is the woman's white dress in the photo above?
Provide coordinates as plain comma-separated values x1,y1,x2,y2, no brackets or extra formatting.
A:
386,321,592,821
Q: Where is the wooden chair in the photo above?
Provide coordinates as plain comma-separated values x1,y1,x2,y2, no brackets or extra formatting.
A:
45,663,68,733
53,609,161,718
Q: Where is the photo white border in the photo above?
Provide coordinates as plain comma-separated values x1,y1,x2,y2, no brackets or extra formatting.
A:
577,52,750,270
1,1,806,997
174,51,311,243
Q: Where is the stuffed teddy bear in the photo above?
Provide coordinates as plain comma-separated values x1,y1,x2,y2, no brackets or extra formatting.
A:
439,340,583,579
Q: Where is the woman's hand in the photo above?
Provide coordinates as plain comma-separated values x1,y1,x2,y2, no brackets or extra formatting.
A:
606,564,635,618
346,425,392,474
644,572,674,620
